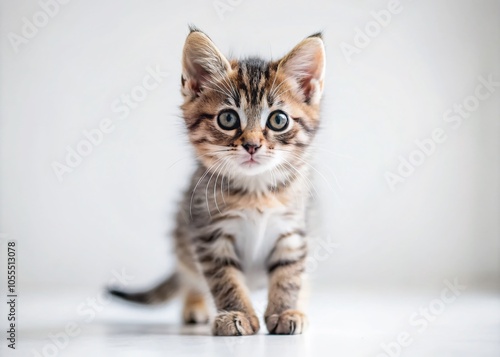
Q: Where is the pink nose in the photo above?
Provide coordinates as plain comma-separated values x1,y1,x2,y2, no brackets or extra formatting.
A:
243,144,260,155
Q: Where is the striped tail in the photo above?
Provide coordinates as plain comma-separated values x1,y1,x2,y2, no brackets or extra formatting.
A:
108,273,180,305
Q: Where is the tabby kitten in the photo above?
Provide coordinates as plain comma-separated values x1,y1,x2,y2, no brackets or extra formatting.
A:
110,26,326,336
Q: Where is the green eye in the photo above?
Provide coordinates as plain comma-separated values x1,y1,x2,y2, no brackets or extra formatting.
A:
217,110,240,130
267,111,289,131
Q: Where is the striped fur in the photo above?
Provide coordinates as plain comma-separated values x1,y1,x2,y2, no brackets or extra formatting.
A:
109,27,325,336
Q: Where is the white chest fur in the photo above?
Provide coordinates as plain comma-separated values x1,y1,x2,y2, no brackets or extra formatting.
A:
222,206,295,290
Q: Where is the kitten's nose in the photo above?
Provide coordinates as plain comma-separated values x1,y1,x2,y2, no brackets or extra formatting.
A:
243,143,260,155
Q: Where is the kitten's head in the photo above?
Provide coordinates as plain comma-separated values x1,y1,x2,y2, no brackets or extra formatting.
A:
180,27,325,182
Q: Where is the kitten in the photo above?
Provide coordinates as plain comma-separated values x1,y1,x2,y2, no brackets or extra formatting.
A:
109,26,325,336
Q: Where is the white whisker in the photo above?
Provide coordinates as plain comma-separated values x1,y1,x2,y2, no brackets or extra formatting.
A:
213,158,231,214
205,158,227,217
189,157,224,218
274,149,344,201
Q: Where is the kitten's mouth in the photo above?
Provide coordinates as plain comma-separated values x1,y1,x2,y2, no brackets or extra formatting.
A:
242,157,259,166
237,155,274,176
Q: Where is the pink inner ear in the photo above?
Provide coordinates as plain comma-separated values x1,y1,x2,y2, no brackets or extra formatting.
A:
300,75,315,101
303,52,324,101
186,62,210,94
280,39,325,102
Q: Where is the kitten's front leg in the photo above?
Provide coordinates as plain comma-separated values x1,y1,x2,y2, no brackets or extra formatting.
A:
265,230,308,335
196,232,259,336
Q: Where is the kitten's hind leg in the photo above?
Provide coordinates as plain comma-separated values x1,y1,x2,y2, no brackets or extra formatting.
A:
182,290,210,324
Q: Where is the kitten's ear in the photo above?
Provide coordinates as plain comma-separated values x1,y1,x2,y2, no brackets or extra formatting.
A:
278,33,325,105
181,28,232,97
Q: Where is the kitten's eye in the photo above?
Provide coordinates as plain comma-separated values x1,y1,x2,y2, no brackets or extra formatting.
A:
217,110,240,130
267,110,289,131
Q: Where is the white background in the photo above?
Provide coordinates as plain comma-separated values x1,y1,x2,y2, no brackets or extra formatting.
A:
0,0,498,293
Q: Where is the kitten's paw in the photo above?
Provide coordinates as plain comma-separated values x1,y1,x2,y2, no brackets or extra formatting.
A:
183,304,209,325
266,310,308,335
212,311,260,336
183,293,209,325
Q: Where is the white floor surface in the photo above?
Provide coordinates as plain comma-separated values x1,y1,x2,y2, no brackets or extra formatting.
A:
3,287,500,356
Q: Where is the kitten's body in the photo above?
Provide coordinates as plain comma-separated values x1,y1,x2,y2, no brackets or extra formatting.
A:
177,161,310,289
110,28,325,336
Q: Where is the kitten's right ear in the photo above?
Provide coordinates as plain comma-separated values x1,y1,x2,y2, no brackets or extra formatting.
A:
181,28,231,98
277,33,325,105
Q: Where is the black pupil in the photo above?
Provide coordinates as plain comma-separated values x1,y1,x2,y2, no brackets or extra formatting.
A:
224,113,234,125
273,113,286,127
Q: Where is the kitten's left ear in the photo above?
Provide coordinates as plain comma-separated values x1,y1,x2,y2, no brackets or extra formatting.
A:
278,33,325,105
181,27,232,98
